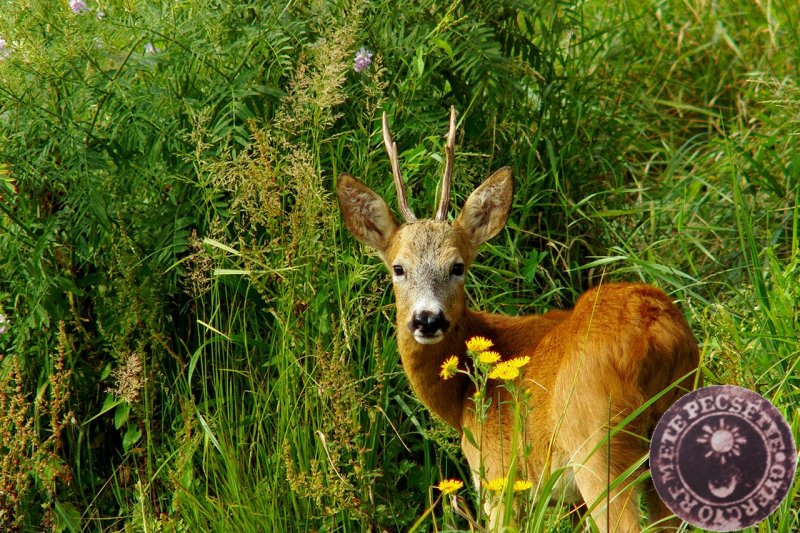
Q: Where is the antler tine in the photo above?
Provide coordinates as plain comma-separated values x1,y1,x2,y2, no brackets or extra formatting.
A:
435,106,457,222
382,112,417,222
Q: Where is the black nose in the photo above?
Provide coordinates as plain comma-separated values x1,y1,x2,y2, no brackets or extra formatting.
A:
409,310,450,336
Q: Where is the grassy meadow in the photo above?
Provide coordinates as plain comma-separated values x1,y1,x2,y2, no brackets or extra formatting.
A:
0,0,798,531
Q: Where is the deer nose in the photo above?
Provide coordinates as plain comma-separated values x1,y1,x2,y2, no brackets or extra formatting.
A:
409,310,450,336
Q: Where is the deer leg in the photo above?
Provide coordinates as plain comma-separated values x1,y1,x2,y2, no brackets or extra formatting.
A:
561,410,645,533
463,437,511,531
572,441,643,532
466,469,509,532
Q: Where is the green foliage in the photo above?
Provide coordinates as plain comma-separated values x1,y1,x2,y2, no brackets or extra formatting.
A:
0,0,798,531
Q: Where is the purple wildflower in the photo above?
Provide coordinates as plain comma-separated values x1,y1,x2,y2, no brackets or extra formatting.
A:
353,47,373,73
144,42,158,55
70,0,89,14
0,313,8,335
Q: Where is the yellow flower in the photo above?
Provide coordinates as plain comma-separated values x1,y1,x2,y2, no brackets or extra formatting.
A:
485,477,507,492
513,480,533,492
438,478,464,495
488,361,520,380
506,356,530,368
466,336,493,353
440,355,459,380
477,350,501,364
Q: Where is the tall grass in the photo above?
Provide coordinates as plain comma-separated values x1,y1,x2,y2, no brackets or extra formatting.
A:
0,0,797,530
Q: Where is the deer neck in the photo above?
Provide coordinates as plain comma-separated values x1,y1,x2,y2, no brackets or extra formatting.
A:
396,309,487,431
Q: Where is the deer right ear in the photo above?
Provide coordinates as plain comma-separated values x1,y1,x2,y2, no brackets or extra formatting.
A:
337,173,399,252
455,166,514,247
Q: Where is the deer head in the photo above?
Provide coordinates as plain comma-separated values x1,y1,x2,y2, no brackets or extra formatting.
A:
337,108,514,345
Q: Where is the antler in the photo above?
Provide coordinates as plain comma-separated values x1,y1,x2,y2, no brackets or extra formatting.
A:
382,112,417,222
434,106,456,222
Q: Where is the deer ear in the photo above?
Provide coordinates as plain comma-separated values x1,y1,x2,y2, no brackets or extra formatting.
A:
337,173,399,252
455,167,513,246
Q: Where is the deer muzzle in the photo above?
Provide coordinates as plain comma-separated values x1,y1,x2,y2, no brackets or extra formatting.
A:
408,309,450,344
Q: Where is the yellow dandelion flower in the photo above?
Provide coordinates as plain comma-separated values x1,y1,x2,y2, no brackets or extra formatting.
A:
485,477,507,492
488,361,520,380
440,355,459,380
438,478,464,495
506,356,530,368
466,336,493,353
477,350,501,365
513,480,533,492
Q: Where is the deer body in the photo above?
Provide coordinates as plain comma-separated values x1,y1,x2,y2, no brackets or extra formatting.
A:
337,111,699,531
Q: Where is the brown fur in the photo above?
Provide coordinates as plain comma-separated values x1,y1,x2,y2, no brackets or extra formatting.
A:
337,169,699,532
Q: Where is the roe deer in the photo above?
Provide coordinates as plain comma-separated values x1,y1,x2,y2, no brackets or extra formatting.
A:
336,108,699,532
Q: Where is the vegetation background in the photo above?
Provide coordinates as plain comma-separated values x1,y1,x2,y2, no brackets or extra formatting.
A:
0,0,797,530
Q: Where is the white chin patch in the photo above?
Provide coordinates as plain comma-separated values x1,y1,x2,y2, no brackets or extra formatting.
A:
414,332,444,345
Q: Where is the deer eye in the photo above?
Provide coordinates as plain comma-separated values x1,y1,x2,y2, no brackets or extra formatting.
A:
392,265,405,276
451,262,465,277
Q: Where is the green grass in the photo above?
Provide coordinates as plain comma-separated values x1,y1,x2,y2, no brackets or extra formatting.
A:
0,0,798,531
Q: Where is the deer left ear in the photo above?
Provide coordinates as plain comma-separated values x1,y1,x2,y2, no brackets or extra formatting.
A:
455,167,514,246
337,173,399,253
